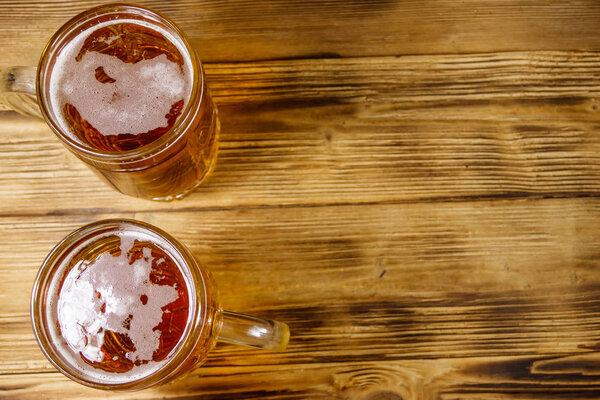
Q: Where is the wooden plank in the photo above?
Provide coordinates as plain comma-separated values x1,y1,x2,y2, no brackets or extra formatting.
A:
1,0,600,64
1,198,600,380
1,52,600,213
1,357,600,399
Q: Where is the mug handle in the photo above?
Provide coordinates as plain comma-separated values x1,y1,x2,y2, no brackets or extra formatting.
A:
214,309,290,352
0,66,43,119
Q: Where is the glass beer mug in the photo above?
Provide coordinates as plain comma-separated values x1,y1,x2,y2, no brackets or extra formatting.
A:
31,219,290,390
0,4,219,200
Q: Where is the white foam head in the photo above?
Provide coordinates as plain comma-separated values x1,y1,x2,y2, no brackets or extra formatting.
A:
49,19,192,137
57,236,179,363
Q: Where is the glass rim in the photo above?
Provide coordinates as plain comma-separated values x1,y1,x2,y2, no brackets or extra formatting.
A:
36,3,204,164
30,218,210,390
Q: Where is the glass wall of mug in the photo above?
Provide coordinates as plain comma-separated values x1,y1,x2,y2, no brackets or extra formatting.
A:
0,4,220,201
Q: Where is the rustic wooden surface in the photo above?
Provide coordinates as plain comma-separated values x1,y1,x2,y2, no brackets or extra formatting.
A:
2,0,600,399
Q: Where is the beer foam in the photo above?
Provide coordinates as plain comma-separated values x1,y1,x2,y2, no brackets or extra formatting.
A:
57,235,179,366
49,20,192,136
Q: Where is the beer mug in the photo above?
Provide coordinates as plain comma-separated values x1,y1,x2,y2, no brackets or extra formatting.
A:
0,4,219,200
31,219,290,390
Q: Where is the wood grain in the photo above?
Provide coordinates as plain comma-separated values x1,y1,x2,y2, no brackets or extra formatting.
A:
1,0,600,65
2,51,600,214
2,357,600,400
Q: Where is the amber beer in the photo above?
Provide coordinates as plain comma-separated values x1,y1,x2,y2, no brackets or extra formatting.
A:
47,230,195,383
38,5,219,200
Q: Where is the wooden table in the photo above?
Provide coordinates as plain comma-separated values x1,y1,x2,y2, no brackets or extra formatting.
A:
2,1,600,398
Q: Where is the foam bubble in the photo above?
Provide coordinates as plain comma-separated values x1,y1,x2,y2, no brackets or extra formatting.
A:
57,235,179,365
49,20,192,137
